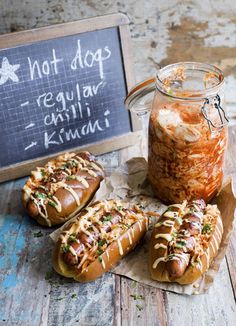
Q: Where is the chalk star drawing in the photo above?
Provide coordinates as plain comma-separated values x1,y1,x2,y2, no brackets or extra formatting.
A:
0,57,20,86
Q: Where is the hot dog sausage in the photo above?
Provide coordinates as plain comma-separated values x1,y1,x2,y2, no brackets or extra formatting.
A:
53,200,148,282
149,199,223,284
63,210,123,265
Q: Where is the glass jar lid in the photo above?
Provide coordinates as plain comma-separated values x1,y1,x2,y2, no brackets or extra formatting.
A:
125,62,228,131
155,62,224,100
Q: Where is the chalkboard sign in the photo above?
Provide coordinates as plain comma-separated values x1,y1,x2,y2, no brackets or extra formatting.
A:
0,13,140,182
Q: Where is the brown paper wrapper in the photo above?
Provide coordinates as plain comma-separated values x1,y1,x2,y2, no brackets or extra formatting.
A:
50,158,236,295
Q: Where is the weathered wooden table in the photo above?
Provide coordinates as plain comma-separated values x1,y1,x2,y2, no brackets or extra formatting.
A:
0,126,236,326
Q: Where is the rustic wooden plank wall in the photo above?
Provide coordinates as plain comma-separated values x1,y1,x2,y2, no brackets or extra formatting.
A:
0,1,235,106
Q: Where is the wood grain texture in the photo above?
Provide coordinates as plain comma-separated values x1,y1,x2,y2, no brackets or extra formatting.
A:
0,127,142,184
114,275,122,326
120,278,168,326
225,126,236,301
0,177,116,326
0,131,235,326
226,232,236,300
1,0,236,103
0,13,129,48
117,122,236,325
0,2,236,325
47,273,115,326
165,259,236,326
0,13,140,183
0,178,52,326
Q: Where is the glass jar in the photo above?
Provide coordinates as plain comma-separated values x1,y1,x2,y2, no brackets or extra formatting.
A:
125,62,228,204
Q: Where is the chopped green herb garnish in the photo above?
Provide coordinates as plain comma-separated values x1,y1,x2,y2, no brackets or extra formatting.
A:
71,160,78,167
40,169,46,176
45,271,53,280
55,297,65,301
204,80,207,89
98,239,106,247
62,244,70,253
67,175,75,180
136,304,143,311
175,240,186,249
168,89,173,96
71,293,77,299
131,281,137,288
103,215,113,222
35,192,47,199
98,256,103,263
96,249,104,255
48,193,53,198
130,294,145,300
62,163,69,169
69,234,77,242
48,201,56,208
172,231,177,239
33,230,43,238
117,206,123,211
202,224,212,234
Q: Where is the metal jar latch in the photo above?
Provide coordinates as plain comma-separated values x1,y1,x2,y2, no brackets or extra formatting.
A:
201,94,229,132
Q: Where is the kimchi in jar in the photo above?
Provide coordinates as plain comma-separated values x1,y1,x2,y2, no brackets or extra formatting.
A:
125,62,228,204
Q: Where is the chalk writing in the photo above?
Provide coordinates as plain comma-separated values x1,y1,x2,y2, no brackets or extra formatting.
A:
25,123,35,129
27,49,63,80
44,110,111,149
71,40,111,79
24,141,37,151
43,104,82,126
23,74,111,150
41,79,111,147
19,37,113,151
21,101,30,107
0,27,130,168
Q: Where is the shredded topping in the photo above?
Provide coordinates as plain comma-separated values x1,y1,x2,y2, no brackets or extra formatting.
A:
152,199,222,276
59,200,148,272
149,65,227,204
22,152,104,225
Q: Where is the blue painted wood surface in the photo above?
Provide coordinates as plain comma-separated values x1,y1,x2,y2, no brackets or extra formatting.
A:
0,147,235,326
0,178,115,326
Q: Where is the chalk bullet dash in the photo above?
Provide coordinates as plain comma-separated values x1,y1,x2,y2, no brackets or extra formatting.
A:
25,123,35,129
20,101,29,107
24,141,37,151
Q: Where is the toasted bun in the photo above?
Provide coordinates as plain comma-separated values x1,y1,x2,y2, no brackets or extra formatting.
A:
22,152,104,226
149,200,223,284
53,200,148,282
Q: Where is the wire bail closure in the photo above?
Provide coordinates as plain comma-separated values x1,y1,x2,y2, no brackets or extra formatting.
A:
201,94,229,132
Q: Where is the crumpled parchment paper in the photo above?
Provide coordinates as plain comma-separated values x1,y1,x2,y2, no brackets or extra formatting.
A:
50,157,236,295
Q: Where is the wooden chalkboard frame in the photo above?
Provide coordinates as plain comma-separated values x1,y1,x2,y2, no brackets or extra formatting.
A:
0,13,141,182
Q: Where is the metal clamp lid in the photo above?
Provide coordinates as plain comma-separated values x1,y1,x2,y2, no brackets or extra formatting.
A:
201,94,229,132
